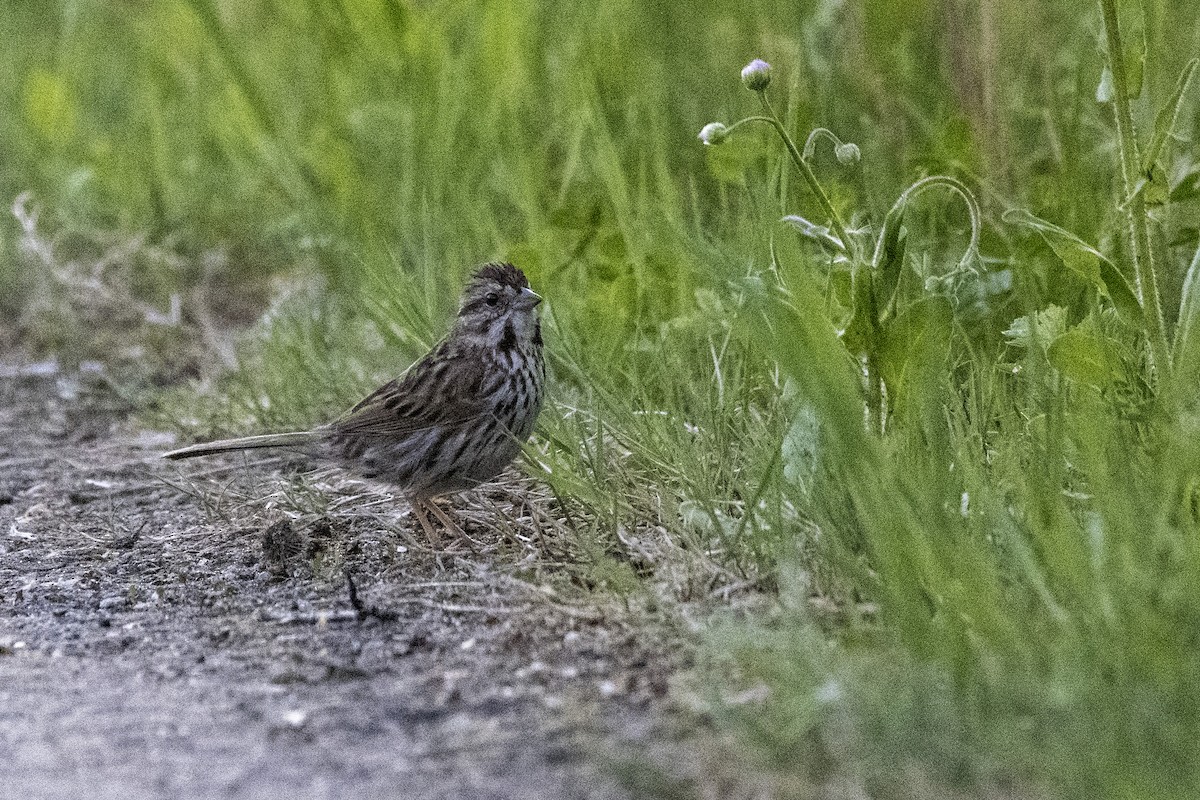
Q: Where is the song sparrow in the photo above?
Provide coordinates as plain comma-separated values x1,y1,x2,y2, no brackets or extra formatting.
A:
164,263,546,545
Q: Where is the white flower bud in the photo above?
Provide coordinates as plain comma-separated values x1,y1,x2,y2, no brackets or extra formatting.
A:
740,59,772,91
835,142,861,165
698,122,730,146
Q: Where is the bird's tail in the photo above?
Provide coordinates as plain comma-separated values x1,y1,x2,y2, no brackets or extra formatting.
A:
163,431,317,460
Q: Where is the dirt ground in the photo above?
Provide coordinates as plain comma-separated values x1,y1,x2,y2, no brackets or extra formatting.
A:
0,358,703,799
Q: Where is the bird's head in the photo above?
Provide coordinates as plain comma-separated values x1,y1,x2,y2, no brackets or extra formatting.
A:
454,262,543,352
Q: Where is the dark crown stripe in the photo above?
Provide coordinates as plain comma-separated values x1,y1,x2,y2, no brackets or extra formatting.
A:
472,262,528,289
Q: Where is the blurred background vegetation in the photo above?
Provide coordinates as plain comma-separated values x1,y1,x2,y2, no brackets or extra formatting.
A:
3,0,1200,797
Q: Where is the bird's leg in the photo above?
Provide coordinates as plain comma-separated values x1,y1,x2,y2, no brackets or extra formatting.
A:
424,499,470,543
410,498,443,548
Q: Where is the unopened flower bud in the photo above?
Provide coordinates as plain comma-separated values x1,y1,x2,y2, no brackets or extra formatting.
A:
835,142,861,165
698,122,730,146
740,59,772,91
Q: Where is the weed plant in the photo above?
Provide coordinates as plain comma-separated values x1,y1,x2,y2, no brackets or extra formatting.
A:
692,6,1200,797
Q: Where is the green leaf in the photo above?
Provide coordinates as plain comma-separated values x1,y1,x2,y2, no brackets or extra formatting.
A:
781,401,820,490
782,214,846,254
1172,245,1200,387
1141,58,1197,174
753,280,867,450
1096,257,1143,325
1146,162,1170,206
840,268,879,357
1003,209,1142,324
1170,166,1200,203
830,266,854,310
1003,305,1068,354
1004,209,1100,283
1046,327,1121,388
871,199,909,321
877,296,953,420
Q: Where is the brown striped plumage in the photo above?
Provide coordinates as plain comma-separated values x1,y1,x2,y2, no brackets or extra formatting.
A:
164,263,545,545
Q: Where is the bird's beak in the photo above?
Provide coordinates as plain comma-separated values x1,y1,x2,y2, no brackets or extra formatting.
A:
518,287,543,309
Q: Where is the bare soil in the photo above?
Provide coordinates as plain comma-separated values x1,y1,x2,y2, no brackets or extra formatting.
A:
0,360,700,799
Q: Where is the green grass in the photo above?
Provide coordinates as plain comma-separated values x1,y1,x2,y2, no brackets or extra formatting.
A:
5,0,1200,797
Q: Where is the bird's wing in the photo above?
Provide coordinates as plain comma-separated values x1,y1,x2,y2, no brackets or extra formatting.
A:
330,341,487,438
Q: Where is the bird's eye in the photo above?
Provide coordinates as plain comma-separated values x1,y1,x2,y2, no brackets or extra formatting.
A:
484,292,500,307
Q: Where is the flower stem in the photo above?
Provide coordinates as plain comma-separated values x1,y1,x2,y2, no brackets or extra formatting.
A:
802,127,845,161
888,175,982,267
1099,0,1171,377
755,93,855,260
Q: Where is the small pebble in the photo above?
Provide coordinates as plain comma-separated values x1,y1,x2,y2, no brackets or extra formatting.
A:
282,710,308,728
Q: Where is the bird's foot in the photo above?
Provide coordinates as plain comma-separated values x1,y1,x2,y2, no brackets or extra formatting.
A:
412,497,478,552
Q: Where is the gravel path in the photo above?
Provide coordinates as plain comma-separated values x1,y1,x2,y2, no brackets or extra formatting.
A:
0,362,692,799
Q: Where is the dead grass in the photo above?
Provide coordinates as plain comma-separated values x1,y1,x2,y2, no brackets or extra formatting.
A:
155,436,773,628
